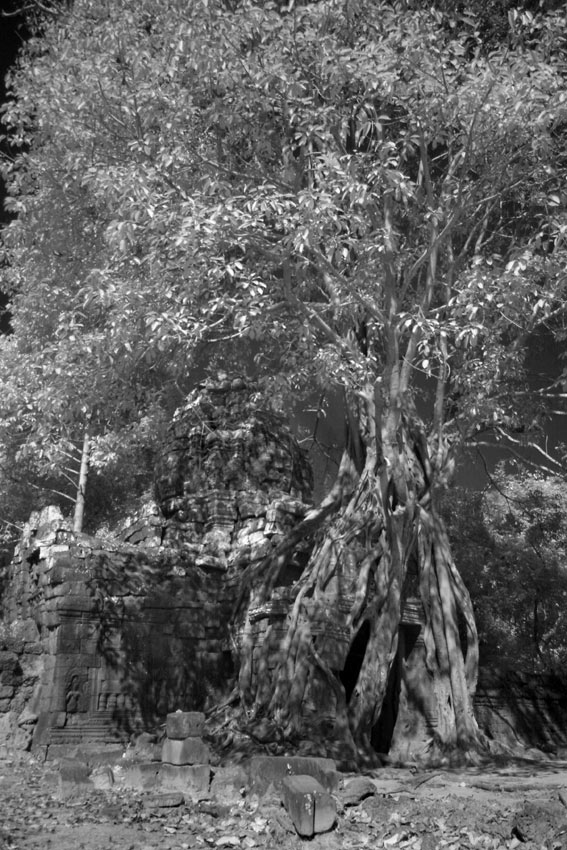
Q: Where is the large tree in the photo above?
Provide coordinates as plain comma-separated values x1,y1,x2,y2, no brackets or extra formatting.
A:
2,0,567,757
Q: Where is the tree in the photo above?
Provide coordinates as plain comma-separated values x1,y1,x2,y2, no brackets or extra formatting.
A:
0,1,215,530
443,470,567,675
2,0,567,759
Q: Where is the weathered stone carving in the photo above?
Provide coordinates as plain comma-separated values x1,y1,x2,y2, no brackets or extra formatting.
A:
155,376,313,569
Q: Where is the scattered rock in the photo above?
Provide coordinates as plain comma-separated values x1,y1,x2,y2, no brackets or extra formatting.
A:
341,776,378,806
143,792,185,808
197,799,231,818
280,774,336,837
6,749,567,850
90,765,114,790
511,799,567,844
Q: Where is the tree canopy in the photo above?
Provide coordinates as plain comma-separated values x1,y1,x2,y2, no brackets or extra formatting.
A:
2,0,567,757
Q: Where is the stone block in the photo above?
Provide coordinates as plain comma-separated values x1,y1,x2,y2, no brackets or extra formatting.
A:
0,667,22,687
144,792,185,808
57,595,97,615
0,652,19,672
15,621,40,645
247,756,339,796
166,710,205,739
162,736,210,765
38,610,60,629
281,775,336,837
59,758,90,795
57,622,86,653
90,766,114,790
160,763,211,797
123,762,160,790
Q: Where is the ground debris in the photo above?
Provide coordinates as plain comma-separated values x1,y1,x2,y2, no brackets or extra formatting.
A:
2,757,567,849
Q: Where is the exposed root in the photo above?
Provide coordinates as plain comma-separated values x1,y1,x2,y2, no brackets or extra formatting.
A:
231,413,484,761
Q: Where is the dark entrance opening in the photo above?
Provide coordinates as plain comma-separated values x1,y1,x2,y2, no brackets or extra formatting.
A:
370,623,421,753
340,620,423,755
340,621,370,704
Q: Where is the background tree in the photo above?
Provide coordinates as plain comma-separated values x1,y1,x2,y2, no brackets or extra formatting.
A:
443,470,567,675
2,0,567,758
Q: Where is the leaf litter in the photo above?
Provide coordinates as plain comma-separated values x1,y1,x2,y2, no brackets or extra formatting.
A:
2,757,567,850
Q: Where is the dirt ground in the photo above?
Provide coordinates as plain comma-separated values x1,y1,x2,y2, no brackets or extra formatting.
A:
2,754,567,850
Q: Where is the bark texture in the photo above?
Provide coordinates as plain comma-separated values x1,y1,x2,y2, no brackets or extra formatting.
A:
235,386,482,763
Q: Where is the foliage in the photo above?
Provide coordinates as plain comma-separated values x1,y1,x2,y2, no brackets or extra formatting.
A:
1,1,566,519
442,469,567,674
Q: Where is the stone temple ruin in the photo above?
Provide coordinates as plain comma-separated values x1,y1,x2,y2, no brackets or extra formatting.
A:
0,377,314,757
1,376,567,759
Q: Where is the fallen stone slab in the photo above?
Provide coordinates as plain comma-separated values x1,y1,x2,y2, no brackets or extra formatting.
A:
246,755,340,796
341,776,377,806
166,711,205,739
280,774,336,837
143,791,185,808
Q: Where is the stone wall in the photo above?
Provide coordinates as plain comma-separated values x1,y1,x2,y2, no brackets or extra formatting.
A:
0,506,233,758
475,670,567,753
0,377,315,758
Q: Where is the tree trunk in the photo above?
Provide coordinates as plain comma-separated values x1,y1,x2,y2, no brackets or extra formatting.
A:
73,428,90,534
235,395,483,763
